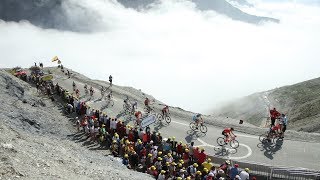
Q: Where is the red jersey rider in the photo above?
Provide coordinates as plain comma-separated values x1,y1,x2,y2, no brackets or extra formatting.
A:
222,127,235,143
162,105,169,116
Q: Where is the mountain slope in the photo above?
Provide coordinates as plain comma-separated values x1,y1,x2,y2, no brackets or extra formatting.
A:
212,77,320,133
0,69,153,180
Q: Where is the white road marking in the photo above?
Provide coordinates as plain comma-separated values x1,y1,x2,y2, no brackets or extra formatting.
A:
197,138,252,160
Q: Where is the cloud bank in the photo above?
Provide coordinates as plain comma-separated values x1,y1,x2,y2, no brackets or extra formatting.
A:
0,0,319,113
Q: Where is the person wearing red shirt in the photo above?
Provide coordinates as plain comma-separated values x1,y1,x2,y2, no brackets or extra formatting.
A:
134,111,142,126
183,149,190,165
193,147,200,161
222,127,235,143
177,142,183,158
197,149,207,165
270,108,281,126
162,105,169,116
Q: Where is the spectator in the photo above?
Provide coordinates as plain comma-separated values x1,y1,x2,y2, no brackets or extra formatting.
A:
239,168,250,180
229,164,240,179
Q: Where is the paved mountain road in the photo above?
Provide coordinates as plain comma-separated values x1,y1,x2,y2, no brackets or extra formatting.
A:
52,71,320,171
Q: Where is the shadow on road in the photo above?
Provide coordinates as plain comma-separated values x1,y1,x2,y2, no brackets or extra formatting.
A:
257,138,284,160
184,130,205,143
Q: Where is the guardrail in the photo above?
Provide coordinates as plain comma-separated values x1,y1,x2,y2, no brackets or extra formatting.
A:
207,155,320,180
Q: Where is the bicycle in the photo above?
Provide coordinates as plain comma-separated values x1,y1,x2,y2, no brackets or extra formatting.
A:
259,131,283,144
217,136,239,149
189,122,207,133
105,98,114,107
123,103,131,113
144,105,155,114
156,113,171,124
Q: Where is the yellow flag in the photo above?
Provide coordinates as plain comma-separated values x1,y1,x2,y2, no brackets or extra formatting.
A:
51,56,59,62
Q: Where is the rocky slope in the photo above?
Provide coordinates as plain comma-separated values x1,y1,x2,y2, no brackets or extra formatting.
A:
212,77,320,133
0,69,153,180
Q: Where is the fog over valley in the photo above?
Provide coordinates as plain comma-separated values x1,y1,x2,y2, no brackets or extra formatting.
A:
1,0,320,113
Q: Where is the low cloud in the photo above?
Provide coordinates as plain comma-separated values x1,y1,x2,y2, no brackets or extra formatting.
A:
0,0,319,113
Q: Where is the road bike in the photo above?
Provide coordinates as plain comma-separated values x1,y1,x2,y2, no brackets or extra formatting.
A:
144,105,155,114
259,131,283,144
156,113,171,124
189,122,207,133
217,136,239,148
105,98,114,107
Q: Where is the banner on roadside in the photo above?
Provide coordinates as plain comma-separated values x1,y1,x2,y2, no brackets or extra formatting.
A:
141,115,156,128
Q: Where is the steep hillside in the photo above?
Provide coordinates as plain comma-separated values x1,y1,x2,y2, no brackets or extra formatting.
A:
213,77,320,133
0,70,153,179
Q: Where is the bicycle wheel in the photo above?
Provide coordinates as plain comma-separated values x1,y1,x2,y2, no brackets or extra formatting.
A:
259,134,267,142
230,139,239,149
217,137,225,146
200,124,207,133
156,114,163,121
143,107,149,113
189,122,196,131
165,116,171,124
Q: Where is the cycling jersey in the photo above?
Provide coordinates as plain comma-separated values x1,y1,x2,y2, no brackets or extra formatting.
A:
223,128,231,134
144,99,150,106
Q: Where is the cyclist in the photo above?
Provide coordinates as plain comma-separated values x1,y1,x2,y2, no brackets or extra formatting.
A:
192,114,203,129
107,91,113,101
144,97,151,112
135,111,142,126
84,84,88,95
89,86,94,96
100,86,105,97
162,105,170,117
222,127,235,143
132,100,138,113
75,88,80,98
267,124,281,141
72,81,76,91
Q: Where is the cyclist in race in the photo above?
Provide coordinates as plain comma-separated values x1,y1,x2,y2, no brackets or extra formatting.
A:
106,91,113,101
192,114,203,129
75,88,80,98
132,100,138,113
72,81,76,91
84,84,88,95
267,124,281,141
222,127,236,143
100,86,106,97
89,86,94,96
134,111,142,126
162,105,170,117
144,97,151,112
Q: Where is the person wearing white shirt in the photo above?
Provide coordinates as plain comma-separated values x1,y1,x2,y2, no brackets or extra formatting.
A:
239,168,250,180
